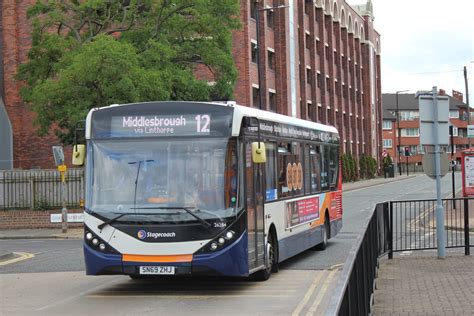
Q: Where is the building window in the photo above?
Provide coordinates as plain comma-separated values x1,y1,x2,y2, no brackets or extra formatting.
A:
305,33,311,49
306,68,312,87
334,51,338,66
449,110,459,119
305,1,311,15
269,91,276,112
401,128,420,137
326,77,330,92
252,87,260,108
317,73,322,88
268,50,275,70
399,111,419,121
250,0,257,20
451,126,458,136
325,46,329,60
382,120,393,130
383,139,392,148
267,8,275,29
251,41,258,64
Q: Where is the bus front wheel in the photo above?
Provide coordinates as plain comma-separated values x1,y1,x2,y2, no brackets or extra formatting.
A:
253,233,276,281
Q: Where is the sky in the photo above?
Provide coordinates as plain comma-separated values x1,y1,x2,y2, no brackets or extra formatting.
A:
347,0,474,103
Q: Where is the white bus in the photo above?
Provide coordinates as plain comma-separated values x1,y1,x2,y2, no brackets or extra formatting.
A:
75,101,342,280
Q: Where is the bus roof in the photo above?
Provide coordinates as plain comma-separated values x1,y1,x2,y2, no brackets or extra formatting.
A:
85,101,339,139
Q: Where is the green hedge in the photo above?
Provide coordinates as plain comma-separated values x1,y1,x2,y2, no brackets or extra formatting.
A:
359,154,377,179
341,153,358,182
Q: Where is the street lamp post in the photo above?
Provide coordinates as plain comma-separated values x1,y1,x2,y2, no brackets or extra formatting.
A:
396,90,409,176
255,1,288,110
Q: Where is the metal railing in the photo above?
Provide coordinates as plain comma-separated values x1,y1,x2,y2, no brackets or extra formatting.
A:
329,197,472,315
327,202,390,315
0,169,84,210
389,197,472,257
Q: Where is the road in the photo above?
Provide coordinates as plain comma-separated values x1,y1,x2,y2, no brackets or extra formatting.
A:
0,173,463,315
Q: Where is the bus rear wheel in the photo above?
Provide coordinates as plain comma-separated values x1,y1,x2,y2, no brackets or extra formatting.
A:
253,234,276,281
316,215,330,250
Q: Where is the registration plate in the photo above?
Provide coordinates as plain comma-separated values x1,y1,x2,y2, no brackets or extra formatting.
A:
139,266,175,275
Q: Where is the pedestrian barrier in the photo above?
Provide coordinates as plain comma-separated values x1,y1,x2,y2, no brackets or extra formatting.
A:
389,197,472,257
327,202,390,315
328,198,472,315
0,169,84,210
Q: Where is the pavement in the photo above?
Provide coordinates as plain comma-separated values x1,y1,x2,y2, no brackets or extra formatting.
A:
3,173,474,315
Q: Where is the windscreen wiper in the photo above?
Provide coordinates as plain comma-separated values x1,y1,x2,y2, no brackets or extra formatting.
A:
97,212,157,230
131,207,212,230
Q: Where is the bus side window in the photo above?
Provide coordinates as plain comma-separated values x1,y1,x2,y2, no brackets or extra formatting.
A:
277,143,290,198
320,146,329,191
329,146,338,188
265,143,278,201
310,145,321,193
304,145,311,195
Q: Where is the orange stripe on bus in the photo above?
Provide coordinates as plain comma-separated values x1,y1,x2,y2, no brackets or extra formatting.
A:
122,254,193,263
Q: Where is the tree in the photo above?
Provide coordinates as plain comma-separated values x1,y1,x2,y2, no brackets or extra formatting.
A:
17,0,241,144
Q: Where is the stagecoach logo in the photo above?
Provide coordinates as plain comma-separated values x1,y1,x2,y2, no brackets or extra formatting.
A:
137,230,147,240
137,230,176,240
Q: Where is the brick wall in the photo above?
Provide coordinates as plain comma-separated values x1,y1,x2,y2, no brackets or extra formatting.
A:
0,209,84,229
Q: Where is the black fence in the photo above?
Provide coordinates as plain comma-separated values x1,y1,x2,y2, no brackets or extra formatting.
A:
0,169,84,210
327,202,390,315
389,197,472,257
329,197,472,315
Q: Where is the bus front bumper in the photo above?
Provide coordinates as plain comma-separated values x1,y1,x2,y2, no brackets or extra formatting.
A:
83,232,248,277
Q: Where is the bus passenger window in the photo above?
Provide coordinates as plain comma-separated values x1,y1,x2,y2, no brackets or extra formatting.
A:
329,146,338,188
265,143,277,201
277,143,304,198
277,143,290,198
320,146,329,191
310,145,321,193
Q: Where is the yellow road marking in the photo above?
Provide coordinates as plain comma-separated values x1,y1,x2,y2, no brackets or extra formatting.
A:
0,252,34,266
291,272,324,316
306,269,339,315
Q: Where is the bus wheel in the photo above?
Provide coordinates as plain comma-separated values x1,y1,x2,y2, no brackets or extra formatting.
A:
316,216,330,251
253,234,275,281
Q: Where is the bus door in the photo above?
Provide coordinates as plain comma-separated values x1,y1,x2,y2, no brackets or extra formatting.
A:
245,142,266,271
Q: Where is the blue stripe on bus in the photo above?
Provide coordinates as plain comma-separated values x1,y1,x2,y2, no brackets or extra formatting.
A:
192,230,248,277
84,243,122,275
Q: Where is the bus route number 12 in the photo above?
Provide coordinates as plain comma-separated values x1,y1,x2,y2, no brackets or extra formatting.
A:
195,115,211,133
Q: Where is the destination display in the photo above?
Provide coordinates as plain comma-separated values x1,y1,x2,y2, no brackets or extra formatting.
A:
110,114,211,137
90,102,233,138
244,120,339,143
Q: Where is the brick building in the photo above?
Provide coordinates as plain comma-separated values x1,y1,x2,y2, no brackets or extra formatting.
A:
1,0,382,169
382,92,471,172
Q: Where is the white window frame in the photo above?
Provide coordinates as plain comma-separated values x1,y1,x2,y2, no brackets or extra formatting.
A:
449,110,459,119
382,120,393,130
401,128,420,137
383,139,392,148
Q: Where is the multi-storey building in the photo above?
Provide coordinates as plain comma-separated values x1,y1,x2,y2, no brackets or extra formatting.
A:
1,0,382,169
382,92,470,171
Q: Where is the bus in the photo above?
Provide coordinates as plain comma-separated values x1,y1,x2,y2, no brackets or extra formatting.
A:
74,101,342,280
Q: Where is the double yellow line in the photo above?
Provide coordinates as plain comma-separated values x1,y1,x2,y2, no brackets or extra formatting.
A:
291,268,339,315
0,252,35,266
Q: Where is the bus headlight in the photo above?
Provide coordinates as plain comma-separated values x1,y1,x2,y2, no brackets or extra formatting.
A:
218,237,225,245
84,226,119,254
210,242,218,251
225,231,235,240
